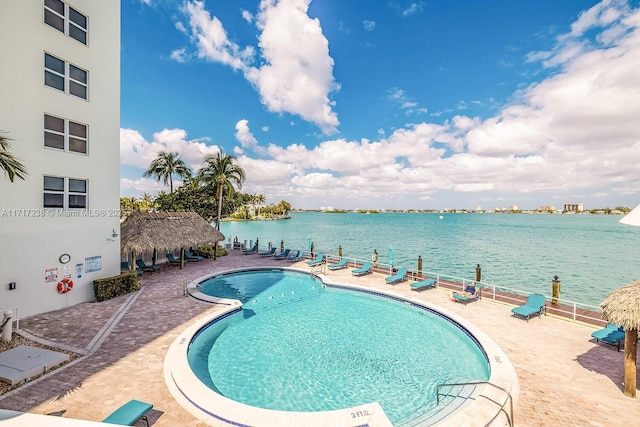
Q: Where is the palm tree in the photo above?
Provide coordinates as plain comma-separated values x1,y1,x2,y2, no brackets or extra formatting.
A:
197,152,246,230
143,151,191,193
255,193,266,217
276,200,292,217
0,132,27,182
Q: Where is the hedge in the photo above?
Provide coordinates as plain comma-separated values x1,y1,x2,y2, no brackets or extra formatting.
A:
93,269,141,302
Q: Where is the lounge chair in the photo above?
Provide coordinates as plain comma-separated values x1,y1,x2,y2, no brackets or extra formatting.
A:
185,250,204,261
102,399,153,427
307,252,324,266
327,258,349,270
136,258,160,272
453,284,480,304
274,249,291,260
511,293,546,321
242,244,258,254
352,261,372,276
591,323,625,351
259,247,277,257
385,267,408,285
166,253,182,265
411,278,436,292
121,261,143,275
287,250,303,262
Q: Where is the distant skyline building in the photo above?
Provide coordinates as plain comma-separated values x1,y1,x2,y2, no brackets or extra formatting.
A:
564,203,584,212
0,1,121,317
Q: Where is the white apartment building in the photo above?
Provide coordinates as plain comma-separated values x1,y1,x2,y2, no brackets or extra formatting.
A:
0,1,120,317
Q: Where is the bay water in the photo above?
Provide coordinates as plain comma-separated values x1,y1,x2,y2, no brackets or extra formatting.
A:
220,212,640,307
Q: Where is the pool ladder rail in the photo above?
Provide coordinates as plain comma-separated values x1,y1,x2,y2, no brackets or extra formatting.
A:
436,380,514,427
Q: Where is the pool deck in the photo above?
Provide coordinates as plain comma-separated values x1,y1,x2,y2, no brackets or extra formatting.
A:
1,251,639,426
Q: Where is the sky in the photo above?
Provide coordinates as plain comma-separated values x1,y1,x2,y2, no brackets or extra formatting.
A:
120,0,640,210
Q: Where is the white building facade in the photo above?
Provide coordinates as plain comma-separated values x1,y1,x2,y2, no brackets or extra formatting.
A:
0,0,121,317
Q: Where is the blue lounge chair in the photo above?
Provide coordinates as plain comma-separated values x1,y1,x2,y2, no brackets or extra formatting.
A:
166,253,182,265
136,258,159,272
274,249,291,260
411,278,436,292
102,399,153,427
511,293,546,321
121,261,143,275
591,323,625,351
352,261,372,276
185,250,204,261
385,267,408,284
453,284,480,304
259,247,277,257
307,252,324,266
242,244,258,254
327,258,349,270
287,250,303,262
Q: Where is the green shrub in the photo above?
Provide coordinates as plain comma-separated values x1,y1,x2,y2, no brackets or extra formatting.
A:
191,244,228,259
93,269,141,302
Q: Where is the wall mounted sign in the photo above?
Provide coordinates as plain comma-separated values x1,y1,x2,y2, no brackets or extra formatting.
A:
85,256,102,273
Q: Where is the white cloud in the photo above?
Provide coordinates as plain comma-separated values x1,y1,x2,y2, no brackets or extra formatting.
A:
180,0,340,135
234,119,259,151
241,9,253,23
120,177,169,196
170,48,188,62
246,0,340,134
402,3,423,17
120,127,220,172
183,0,255,71
363,20,375,31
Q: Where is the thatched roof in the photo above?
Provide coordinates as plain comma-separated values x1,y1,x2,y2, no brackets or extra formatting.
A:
600,279,640,330
120,211,225,255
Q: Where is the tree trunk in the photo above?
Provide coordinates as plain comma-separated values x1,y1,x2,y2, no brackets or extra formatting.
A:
624,328,637,398
216,188,223,230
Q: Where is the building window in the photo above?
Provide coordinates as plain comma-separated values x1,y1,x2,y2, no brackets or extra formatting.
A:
44,53,88,100
44,176,87,209
44,114,88,154
44,0,88,45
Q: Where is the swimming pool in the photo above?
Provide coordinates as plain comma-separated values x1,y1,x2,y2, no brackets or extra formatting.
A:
165,268,518,426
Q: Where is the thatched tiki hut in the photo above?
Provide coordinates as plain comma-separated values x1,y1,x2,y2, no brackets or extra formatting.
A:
600,280,640,398
120,211,225,268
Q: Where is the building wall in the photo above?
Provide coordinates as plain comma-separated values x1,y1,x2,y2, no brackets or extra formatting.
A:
0,1,121,318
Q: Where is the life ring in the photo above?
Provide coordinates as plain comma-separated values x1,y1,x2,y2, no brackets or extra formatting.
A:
57,278,73,294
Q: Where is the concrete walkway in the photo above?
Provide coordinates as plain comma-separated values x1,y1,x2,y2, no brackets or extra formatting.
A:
0,251,639,426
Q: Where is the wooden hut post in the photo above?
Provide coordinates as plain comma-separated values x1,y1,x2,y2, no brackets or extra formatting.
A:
180,248,186,269
624,328,638,398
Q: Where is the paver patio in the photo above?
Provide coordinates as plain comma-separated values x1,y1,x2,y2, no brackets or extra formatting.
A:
1,251,638,426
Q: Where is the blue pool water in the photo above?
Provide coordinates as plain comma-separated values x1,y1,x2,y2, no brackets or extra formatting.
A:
190,269,490,425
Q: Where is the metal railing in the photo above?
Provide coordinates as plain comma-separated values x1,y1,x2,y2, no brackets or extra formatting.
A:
436,380,514,427
236,244,605,324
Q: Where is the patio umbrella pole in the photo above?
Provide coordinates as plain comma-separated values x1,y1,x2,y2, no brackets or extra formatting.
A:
624,329,638,397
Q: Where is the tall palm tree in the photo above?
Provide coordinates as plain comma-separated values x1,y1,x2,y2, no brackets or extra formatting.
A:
197,152,246,230
143,151,191,193
256,193,266,217
0,132,27,182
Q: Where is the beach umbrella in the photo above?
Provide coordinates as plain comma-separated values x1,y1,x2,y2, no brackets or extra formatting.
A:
307,235,311,252
620,203,640,226
388,245,394,267
600,280,640,398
